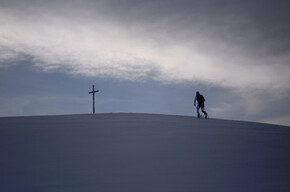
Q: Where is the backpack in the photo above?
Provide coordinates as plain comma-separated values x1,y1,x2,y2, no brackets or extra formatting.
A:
197,95,205,104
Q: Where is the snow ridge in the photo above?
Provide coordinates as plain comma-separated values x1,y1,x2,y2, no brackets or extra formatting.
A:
0,113,289,192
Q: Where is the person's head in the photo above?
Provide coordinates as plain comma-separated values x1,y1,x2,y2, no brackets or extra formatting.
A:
196,91,200,95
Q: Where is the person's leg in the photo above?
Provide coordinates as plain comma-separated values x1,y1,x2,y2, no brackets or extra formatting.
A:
201,107,208,118
196,106,200,118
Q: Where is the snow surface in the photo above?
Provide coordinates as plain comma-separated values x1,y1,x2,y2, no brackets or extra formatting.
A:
0,113,289,192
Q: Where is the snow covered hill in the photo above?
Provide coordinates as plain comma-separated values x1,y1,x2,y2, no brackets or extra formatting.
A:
0,113,289,192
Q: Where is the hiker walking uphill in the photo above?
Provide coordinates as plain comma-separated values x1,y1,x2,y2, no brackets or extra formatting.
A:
194,91,208,118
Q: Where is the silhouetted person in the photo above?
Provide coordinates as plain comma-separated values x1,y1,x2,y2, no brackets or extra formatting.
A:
194,91,208,118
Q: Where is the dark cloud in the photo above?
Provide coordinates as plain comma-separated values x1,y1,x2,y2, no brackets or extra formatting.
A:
2,0,289,49
97,0,290,59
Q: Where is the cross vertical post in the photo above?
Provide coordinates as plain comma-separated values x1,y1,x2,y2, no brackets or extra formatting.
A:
89,85,99,114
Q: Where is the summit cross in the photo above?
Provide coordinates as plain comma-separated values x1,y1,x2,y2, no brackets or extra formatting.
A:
88,85,99,114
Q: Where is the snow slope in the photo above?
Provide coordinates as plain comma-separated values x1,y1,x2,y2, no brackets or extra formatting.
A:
0,113,289,192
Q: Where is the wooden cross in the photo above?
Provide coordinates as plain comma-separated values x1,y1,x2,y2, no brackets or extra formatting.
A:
88,85,99,114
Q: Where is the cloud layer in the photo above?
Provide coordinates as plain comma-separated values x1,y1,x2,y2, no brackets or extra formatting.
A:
1,0,290,91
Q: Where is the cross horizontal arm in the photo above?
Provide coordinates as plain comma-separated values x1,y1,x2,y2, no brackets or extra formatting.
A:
89,90,99,94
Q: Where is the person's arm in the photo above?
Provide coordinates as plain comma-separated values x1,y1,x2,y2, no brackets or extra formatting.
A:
194,96,197,106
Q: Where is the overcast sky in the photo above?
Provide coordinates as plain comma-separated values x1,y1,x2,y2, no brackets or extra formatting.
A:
1,0,290,126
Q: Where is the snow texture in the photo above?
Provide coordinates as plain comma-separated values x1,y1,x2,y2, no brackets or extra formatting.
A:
0,113,290,192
